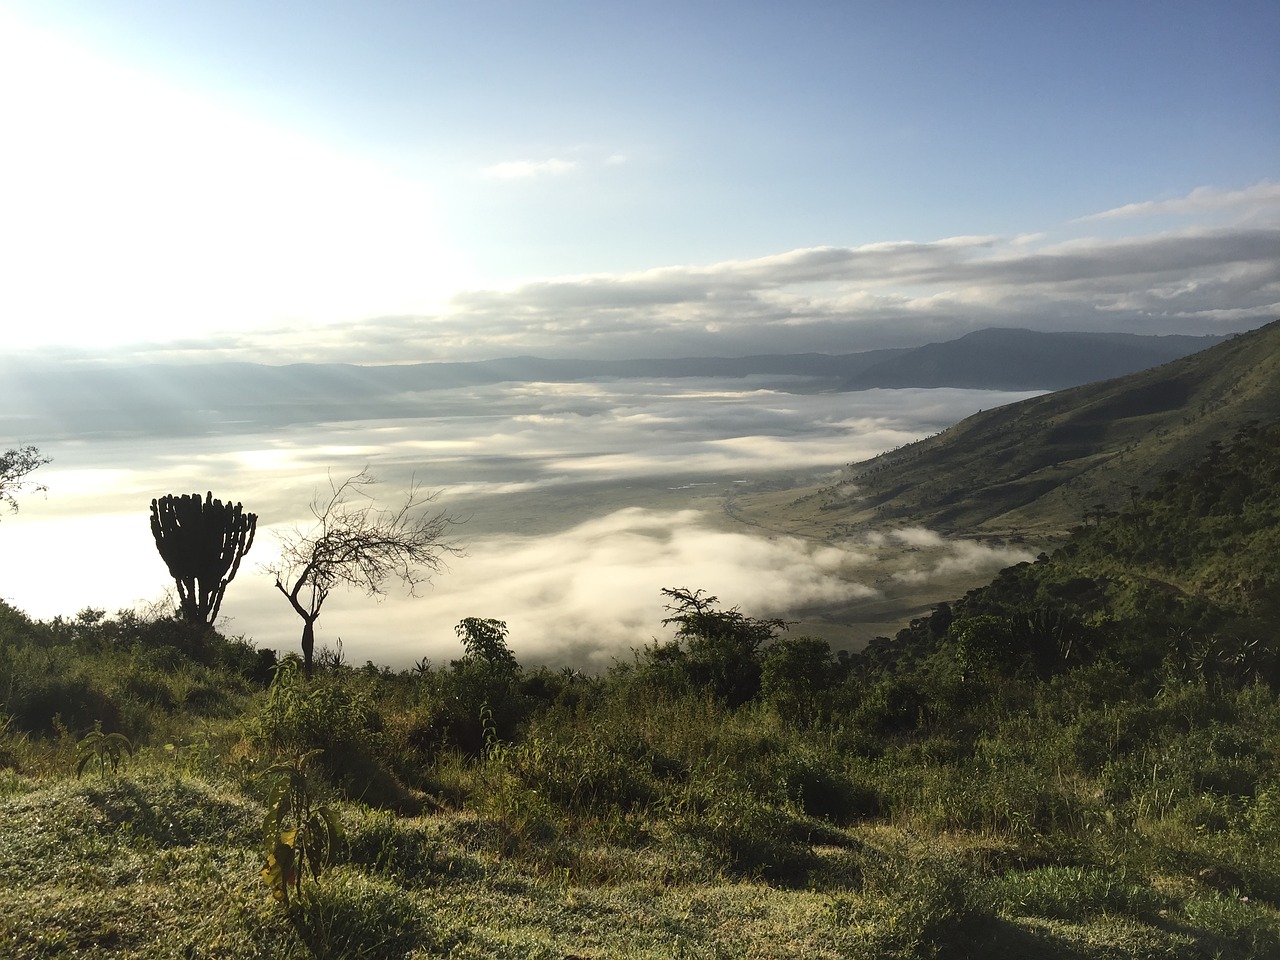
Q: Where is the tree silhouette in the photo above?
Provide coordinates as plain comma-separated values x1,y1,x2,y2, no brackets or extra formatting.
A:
267,469,461,677
455,617,518,674
149,492,258,626
0,446,51,519
660,587,790,707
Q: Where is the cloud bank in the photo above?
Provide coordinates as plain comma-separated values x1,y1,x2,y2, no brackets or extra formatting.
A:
243,509,1036,670
0,381,1040,668
99,181,1279,366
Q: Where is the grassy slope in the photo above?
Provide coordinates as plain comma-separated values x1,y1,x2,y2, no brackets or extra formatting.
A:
735,320,1280,540
4,700,1279,960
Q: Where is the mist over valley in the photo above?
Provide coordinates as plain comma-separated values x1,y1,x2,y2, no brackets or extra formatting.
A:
0,358,1053,667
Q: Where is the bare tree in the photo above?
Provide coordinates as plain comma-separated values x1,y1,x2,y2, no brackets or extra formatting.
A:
267,469,462,677
0,446,51,519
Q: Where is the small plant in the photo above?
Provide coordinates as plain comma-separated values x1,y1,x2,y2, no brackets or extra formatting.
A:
74,723,133,778
260,750,344,909
456,618,519,675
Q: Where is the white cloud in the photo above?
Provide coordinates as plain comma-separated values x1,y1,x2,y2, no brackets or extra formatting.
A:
247,511,1038,669
338,224,1274,359
416,508,881,668
1077,181,1280,222
890,527,946,548
52,214,1276,367
163,506,889,670
887,533,1036,586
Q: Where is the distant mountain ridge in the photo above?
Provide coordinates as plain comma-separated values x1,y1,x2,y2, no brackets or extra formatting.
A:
843,327,1224,390
0,328,1225,439
757,320,1280,538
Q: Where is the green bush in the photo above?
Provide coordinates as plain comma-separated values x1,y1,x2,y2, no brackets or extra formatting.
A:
671,764,810,881
248,659,414,810
829,852,995,959
768,744,880,823
250,659,374,757
1180,893,1280,958
761,636,838,724
9,671,121,737
507,732,654,814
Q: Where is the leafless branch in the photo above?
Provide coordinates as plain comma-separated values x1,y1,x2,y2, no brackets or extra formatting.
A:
0,445,51,517
264,468,464,675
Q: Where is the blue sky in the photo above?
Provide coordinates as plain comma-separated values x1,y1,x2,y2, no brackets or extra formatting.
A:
2,0,1277,361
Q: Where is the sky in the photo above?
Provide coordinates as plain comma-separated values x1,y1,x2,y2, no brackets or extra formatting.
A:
1,0,1278,363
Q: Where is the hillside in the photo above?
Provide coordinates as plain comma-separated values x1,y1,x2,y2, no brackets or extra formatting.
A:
738,320,1280,539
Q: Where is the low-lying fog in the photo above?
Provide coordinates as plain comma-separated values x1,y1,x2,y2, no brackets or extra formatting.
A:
0,378,1042,668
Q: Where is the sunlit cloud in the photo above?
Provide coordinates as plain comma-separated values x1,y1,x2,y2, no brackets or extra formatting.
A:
234,510,1040,669
884,528,1036,586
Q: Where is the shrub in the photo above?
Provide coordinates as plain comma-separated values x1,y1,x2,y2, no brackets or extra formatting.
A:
289,871,442,959
761,636,837,724
9,671,121,737
121,664,178,712
250,659,373,758
248,659,414,810
829,852,995,959
507,732,654,814
671,764,810,881
768,745,880,823
260,751,344,909
1179,893,1280,957
658,587,788,707
343,809,479,887
412,661,529,758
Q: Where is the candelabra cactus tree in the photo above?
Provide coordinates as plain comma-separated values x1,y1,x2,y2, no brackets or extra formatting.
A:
150,491,258,626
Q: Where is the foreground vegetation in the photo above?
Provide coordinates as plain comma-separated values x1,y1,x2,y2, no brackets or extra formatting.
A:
2,424,1280,958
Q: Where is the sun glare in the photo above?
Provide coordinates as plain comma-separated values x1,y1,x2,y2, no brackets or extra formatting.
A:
0,11,469,354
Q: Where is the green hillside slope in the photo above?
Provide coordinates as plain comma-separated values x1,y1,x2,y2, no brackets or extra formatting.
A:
774,319,1280,538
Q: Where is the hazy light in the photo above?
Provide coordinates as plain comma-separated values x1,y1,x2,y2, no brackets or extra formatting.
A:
0,11,471,351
